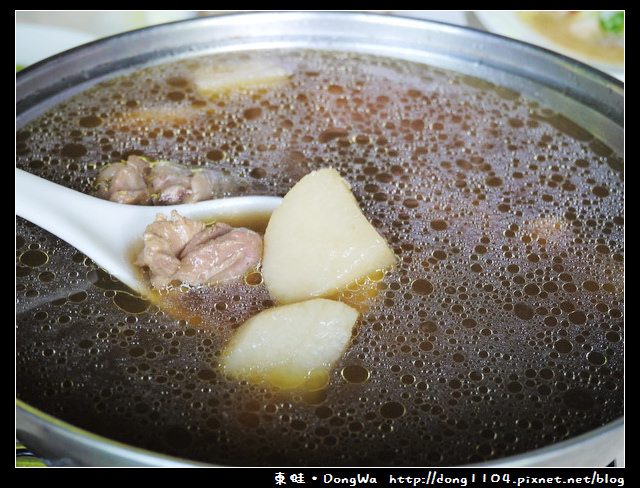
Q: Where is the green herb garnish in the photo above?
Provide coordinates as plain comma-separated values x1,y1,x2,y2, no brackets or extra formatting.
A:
599,11,624,36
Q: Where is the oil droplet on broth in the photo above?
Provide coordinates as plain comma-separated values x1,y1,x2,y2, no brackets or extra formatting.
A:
19,249,49,268
341,364,370,383
380,400,406,419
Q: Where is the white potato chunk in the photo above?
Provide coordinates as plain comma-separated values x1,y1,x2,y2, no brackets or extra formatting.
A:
262,168,397,304
221,298,359,389
192,59,290,96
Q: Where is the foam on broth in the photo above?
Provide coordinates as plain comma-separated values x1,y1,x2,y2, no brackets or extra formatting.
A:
16,49,623,466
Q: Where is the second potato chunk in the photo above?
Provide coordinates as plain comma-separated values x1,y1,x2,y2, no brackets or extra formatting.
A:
221,298,359,389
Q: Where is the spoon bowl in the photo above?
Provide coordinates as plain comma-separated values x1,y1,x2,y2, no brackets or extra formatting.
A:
16,168,282,294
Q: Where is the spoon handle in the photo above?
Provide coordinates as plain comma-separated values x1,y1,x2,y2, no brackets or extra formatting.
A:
15,168,146,289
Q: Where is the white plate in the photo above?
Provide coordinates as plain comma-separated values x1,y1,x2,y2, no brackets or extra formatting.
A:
474,11,624,81
16,23,96,69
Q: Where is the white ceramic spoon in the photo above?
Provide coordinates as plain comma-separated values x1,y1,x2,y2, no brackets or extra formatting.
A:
16,167,282,294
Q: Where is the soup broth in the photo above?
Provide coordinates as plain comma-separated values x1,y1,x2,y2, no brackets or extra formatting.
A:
16,49,624,466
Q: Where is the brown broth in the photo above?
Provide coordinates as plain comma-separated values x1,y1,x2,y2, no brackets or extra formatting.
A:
16,49,624,466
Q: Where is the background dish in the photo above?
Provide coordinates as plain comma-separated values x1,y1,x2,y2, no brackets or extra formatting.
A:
474,11,624,81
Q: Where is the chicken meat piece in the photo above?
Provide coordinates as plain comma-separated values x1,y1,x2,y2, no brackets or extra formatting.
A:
95,155,239,205
148,161,194,204
136,210,262,288
95,155,151,204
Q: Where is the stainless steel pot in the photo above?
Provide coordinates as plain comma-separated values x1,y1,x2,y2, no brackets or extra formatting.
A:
16,398,623,467
16,11,624,467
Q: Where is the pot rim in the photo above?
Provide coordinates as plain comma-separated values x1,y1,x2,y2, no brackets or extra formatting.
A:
17,11,623,120
15,399,625,467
